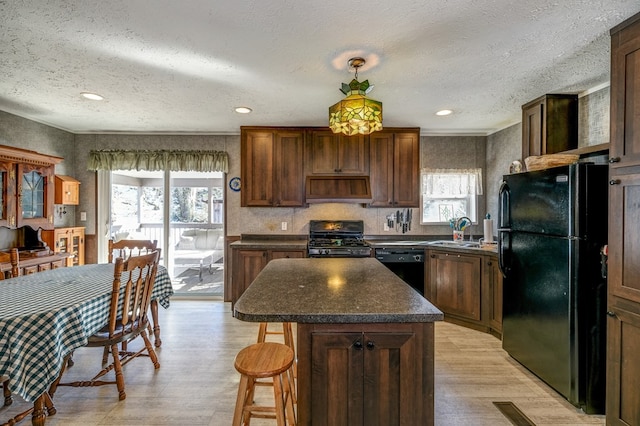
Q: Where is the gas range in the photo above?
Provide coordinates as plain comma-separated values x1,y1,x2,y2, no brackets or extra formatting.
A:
307,220,371,258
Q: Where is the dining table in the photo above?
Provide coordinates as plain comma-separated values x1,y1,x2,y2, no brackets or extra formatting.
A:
0,263,174,426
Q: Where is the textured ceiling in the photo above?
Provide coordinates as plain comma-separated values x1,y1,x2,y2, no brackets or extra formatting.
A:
0,1,638,135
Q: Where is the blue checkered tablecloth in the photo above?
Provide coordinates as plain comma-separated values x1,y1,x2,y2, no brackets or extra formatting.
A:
0,263,173,402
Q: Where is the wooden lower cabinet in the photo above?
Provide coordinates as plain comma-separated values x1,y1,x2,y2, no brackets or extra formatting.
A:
231,248,305,306
427,250,481,322
297,322,434,426
23,265,38,275
12,253,69,276
606,304,640,426
42,227,85,267
425,249,502,336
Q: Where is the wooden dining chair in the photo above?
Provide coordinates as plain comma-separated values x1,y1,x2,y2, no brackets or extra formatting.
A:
107,238,162,348
108,238,158,263
50,250,161,401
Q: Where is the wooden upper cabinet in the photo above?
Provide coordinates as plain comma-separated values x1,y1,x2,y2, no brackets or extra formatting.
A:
609,12,640,304
307,130,369,175
54,175,80,205
521,94,578,161
241,127,305,207
369,129,420,207
610,16,640,169
242,130,274,207
274,131,305,207
240,126,419,207
608,171,640,304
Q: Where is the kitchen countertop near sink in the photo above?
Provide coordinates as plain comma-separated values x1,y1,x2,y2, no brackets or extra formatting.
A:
366,239,498,253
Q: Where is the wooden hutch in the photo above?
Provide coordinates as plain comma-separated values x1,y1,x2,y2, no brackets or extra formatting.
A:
0,145,71,276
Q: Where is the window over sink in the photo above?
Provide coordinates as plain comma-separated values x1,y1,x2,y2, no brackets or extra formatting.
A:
420,168,482,224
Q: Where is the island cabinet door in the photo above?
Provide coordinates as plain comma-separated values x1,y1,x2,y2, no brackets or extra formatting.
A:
362,332,421,426
310,332,364,425
302,324,432,426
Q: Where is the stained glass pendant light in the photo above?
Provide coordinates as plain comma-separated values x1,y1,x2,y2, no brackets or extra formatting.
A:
329,57,383,136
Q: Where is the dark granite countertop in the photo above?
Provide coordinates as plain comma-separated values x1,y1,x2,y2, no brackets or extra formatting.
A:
233,257,443,324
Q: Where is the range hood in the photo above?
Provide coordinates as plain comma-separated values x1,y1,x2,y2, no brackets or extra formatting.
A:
305,175,373,203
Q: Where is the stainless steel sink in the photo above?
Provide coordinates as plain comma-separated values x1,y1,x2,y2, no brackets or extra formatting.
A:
428,240,482,248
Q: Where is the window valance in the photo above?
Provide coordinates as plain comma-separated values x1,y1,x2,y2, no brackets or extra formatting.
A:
421,168,483,196
88,149,229,173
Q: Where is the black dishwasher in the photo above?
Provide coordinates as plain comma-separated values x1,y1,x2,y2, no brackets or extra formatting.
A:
375,247,425,295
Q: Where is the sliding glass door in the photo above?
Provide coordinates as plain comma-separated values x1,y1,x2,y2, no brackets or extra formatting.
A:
109,170,224,297
169,171,224,297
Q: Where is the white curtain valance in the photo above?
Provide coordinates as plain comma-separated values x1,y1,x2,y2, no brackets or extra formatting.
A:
88,149,229,173
421,168,483,196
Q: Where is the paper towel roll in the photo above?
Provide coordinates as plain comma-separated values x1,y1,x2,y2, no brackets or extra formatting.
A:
483,219,494,242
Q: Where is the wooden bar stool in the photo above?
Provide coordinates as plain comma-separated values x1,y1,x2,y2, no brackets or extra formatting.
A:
233,342,296,426
257,322,297,402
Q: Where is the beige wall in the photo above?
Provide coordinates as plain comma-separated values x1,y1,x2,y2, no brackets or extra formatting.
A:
71,133,488,239
0,111,77,229
0,86,610,242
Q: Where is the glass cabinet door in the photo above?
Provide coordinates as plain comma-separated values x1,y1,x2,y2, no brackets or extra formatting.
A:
17,164,54,230
22,170,46,219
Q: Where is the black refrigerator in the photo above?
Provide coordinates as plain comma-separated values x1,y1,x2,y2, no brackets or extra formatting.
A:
498,163,608,414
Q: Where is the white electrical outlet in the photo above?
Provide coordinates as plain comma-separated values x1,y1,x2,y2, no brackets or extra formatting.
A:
383,223,389,231
281,221,287,231
80,211,87,221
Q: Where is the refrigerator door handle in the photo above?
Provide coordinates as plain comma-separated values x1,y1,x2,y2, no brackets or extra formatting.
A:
499,180,510,229
498,229,511,277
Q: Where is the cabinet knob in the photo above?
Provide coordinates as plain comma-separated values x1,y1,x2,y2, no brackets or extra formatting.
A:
608,157,620,163
353,340,363,350
609,179,621,185
366,341,375,350
487,261,492,266
606,311,616,317
430,254,436,258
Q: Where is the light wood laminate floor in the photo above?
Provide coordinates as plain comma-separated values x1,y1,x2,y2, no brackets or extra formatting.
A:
1,300,605,425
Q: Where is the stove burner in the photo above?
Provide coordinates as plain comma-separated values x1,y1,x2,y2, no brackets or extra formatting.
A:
308,220,371,258
308,237,367,248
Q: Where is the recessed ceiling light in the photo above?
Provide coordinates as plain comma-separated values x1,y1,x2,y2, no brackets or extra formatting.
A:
436,109,453,116
235,107,252,114
80,92,104,101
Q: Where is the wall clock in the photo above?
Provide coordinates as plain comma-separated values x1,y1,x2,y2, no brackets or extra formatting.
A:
229,177,241,192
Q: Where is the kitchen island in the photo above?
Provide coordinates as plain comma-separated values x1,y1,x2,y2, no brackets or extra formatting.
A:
233,257,443,426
